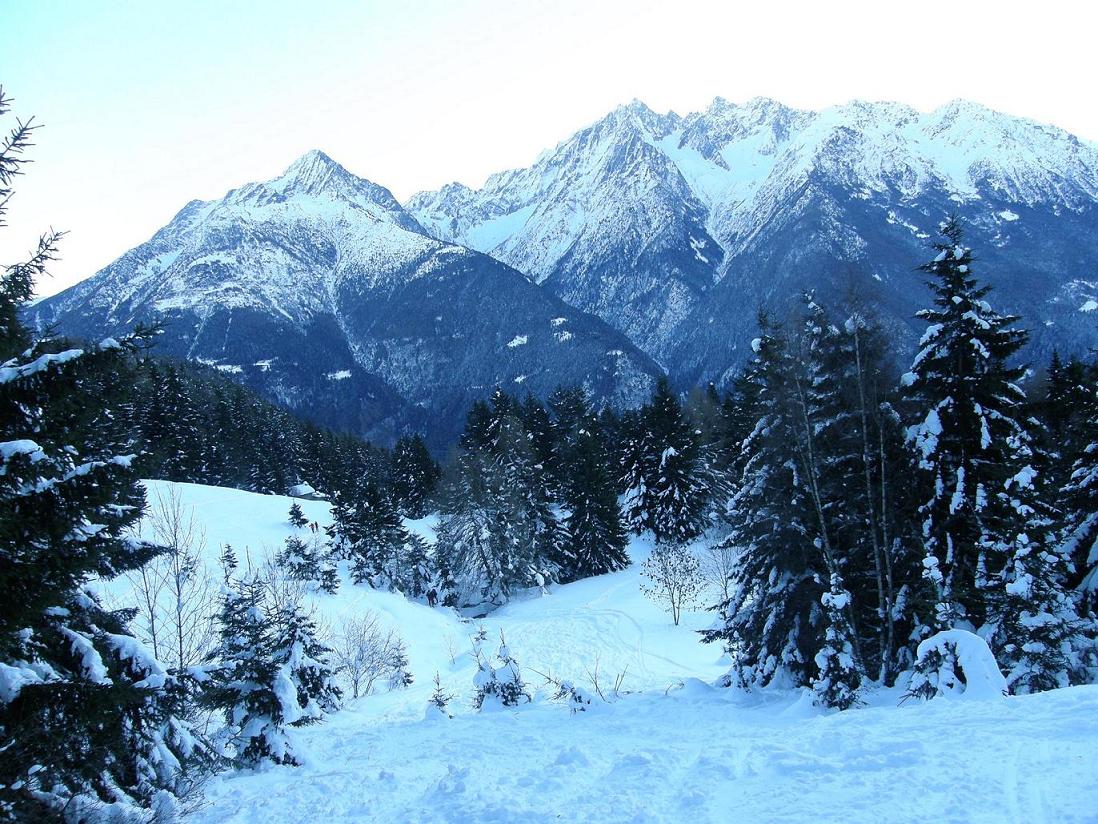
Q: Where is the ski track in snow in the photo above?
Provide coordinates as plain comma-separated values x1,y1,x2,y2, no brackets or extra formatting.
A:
118,482,1098,824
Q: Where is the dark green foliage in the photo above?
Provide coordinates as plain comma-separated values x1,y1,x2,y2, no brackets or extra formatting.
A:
703,320,829,688
622,377,710,543
276,534,338,594
556,409,629,581
0,89,205,818
288,501,308,528
389,434,441,518
902,217,1033,630
203,579,339,767
435,389,564,605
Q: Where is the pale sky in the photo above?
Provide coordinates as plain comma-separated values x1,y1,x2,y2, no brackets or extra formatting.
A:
2,0,1093,297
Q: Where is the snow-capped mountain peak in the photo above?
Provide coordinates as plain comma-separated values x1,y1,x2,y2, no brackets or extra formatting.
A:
407,96,1098,376
30,148,660,446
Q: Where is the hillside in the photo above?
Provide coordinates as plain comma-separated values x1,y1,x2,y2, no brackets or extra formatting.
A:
103,481,1098,823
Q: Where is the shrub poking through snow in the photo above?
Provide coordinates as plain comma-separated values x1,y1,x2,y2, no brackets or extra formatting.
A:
904,629,1007,701
555,680,597,714
474,632,530,710
426,672,454,720
639,544,703,625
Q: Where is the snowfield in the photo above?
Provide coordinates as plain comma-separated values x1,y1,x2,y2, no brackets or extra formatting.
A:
117,482,1098,823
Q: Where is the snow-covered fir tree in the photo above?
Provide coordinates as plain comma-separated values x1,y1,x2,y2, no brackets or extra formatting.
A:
389,434,440,519
386,639,414,690
329,480,428,594
288,501,308,528
562,413,632,580
812,574,864,709
426,671,453,720
704,320,832,688
995,530,1081,693
622,378,709,543
901,218,1083,695
269,604,342,723
1061,370,1098,616
204,579,293,765
0,91,206,819
473,632,530,710
902,217,1034,632
277,534,339,594
436,390,562,605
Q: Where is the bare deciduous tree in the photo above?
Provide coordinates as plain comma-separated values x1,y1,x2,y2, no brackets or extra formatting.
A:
125,486,218,671
331,613,407,698
698,541,738,606
639,544,704,626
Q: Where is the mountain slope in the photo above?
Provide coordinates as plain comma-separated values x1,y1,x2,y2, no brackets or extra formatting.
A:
409,98,1098,381
30,151,660,447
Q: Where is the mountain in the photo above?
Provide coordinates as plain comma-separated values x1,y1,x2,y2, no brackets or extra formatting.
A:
409,98,1098,384
29,151,660,448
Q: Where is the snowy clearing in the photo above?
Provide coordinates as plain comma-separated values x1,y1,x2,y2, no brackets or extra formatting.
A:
115,482,1098,824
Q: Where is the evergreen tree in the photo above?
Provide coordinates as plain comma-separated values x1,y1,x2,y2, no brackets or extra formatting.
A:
288,501,308,528
204,579,313,766
1060,364,1098,612
702,320,831,688
330,480,421,592
902,218,1039,632
815,303,918,684
995,531,1081,693
425,671,453,720
812,574,864,709
386,640,414,690
269,604,342,721
473,632,530,710
276,534,338,593
0,90,204,819
436,390,562,605
390,434,440,519
621,378,709,542
560,422,629,581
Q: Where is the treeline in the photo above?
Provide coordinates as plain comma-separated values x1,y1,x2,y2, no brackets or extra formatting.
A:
107,356,438,512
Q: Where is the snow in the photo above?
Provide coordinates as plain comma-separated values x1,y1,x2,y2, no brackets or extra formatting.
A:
913,630,1008,700
0,439,45,462
101,481,1098,823
0,348,83,384
0,662,44,702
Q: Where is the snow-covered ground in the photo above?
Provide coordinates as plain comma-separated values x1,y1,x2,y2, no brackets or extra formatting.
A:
118,482,1098,823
